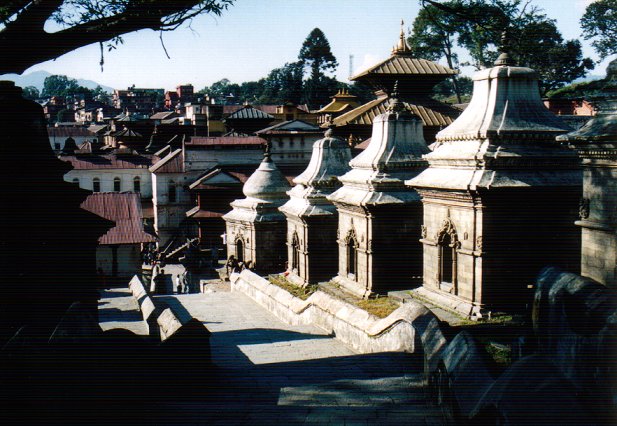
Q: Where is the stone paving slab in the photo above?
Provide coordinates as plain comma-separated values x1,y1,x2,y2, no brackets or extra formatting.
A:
98,287,148,335
98,276,450,425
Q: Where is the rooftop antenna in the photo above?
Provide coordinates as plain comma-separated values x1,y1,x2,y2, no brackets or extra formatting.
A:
348,54,354,81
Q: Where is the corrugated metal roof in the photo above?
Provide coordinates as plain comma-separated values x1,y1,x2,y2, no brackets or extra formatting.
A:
352,55,457,80
187,136,266,146
256,120,320,135
225,106,274,120
150,111,177,120
115,128,142,138
149,148,184,173
332,96,459,128
87,124,108,134
48,127,95,138
80,192,157,245
59,153,155,170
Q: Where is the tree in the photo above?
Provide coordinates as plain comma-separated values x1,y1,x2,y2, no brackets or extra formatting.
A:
21,85,40,100
0,1,234,75
408,1,466,102
298,28,338,108
581,0,617,58
415,0,594,94
298,28,338,81
41,74,80,98
259,62,304,105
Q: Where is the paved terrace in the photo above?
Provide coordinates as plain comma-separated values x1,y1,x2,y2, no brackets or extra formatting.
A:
99,276,450,425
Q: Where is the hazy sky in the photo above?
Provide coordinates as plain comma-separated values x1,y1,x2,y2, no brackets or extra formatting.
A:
13,0,614,91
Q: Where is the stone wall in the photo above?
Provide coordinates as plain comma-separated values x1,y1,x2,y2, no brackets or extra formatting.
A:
231,269,443,355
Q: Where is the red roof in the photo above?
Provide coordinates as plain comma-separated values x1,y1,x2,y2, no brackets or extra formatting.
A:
187,136,266,146
80,192,157,245
59,153,155,170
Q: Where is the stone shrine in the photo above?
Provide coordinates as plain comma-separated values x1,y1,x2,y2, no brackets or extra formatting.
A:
327,89,429,298
408,52,581,318
557,59,617,289
223,147,291,274
279,126,352,286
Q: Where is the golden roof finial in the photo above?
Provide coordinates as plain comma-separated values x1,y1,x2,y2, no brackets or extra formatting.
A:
392,19,411,55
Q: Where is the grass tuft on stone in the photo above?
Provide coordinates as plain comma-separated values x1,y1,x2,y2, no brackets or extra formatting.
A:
268,274,319,300
355,297,400,319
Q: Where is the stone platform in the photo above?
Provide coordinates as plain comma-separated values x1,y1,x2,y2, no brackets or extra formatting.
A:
98,280,450,424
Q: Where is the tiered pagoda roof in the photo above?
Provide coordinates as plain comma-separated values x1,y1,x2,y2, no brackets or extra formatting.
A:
350,21,457,97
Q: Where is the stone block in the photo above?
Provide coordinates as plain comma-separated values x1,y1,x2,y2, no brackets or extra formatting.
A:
437,331,495,419
533,267,617,418
48,302,103,345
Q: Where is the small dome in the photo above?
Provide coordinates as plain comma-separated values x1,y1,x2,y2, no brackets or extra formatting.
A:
242,157,290,199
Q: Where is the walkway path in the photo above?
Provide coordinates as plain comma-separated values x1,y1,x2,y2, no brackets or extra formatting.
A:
99,280,449,425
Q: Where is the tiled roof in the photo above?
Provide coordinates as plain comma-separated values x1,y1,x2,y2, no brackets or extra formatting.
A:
59,153,155,170
256,120,321,135
352,55,457,80
225,106,274,121
186,136,266,146
331,95,459,128
149,149,184,173
48,127,95,138
80,192,157,245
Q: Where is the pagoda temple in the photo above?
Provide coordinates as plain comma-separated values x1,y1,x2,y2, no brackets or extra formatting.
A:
330,22,460,144
407,49,581,318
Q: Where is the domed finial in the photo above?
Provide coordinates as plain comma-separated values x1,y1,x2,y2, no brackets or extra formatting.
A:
392,19,411,55
494,30,515,66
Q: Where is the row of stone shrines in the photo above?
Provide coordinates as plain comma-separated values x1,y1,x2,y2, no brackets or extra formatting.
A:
223,55,582,319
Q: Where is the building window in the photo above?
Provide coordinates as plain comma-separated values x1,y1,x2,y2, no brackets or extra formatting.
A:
236,239,244,263
133,177,141,193
92,178,100,192
113,177,121,192
291,233,300,272
72,178,79,185
168,181,176,203
346,231,357,280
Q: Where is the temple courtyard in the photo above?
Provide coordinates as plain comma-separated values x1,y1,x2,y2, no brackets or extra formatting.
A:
98,268,450,425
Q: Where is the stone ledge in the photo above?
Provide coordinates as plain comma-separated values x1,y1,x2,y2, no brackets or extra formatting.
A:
128,275,161,338
231,270,444,355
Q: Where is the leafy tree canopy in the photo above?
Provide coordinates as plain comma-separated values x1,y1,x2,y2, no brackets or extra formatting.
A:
413,0,594,94
0,0,234,74
22,85,40,100
581,0,617,58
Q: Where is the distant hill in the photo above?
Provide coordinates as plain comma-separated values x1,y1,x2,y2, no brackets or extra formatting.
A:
0,70,114,93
